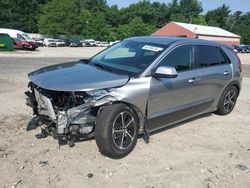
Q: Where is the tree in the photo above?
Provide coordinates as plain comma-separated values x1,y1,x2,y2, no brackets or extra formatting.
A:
81,12,113,41
105,5,120,27
36,0,51,4
231,12,250,44
151,2,170,27
170,13,187,22
38,0,83,36
179,0,203,23
119,0,169,28
205,4,231,28
0,0,39,32
168,0,202,23
117,17,155,39
193,15,207,25
75,0,108,13
227,11,243,30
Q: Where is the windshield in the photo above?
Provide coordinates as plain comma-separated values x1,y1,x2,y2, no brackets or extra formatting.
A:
91,40,167,77
22,33,33,41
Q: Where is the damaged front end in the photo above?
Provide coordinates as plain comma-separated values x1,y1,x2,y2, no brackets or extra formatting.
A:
25,82,113,146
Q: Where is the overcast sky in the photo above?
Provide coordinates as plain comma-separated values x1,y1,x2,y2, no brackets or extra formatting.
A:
106,0,250,13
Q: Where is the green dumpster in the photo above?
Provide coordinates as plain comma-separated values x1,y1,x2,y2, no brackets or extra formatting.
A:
0,33,14,51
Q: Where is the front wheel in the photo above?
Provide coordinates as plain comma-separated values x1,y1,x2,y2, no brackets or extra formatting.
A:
95,103,139,159
215,86,239,115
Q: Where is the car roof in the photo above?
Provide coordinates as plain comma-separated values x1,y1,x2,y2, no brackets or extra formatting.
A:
125,36,227,47
0,28,24,34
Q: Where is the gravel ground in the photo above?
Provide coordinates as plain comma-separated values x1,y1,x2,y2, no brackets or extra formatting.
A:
0,46,105,58
0,49,250,188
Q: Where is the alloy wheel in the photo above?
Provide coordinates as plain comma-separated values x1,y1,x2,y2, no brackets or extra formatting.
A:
112,111,136,150
223,89,237,113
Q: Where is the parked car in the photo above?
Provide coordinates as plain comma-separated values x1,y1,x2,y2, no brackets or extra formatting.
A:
44,38,57,47
0,28,38,50
95,41,102,47
95,41,109,47
84,42,93,47
80,40,86,46
244,45,250,53
101,42,109,47
34,38,44,47
233,45,244,53
233,45,250,53
109,40,120,46
12,38,38,51
61,38,70,46
55,39,66,47
85,39,96,47
25,36,242,158
69,40,82,47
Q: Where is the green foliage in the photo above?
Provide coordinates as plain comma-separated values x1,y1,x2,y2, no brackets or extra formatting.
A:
193,16,207,25
81,12,113,41
231,12,250,43
0,0,39,32
0,0,249,43
38,0,83,37
76,0,108,13
179,0,203,23
119,0,169,27
168,0,202,23
117,17,155,39
205,4,231,28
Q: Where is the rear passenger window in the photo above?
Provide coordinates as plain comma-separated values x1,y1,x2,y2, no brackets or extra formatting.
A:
195,45,228,67
158,45,194,71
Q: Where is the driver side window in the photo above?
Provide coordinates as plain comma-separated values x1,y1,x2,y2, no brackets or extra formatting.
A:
158,45,194,72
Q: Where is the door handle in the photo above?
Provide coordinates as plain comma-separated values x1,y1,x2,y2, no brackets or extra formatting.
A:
188,77,200,83
188,78,195,83
224,71,229,75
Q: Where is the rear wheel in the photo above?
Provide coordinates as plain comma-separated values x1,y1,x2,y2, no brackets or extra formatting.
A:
95,103,139,159
215,86,239,115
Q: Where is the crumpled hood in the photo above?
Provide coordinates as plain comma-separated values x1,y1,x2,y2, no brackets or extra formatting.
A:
28,61,129,91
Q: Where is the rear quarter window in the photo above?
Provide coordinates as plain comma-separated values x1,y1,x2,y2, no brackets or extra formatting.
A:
195,45,229,67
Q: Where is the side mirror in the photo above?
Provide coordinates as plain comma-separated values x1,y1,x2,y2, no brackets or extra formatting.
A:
154,66,178,78
79,58,89,64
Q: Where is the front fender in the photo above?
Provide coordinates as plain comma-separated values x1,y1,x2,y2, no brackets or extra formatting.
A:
92,77,152,117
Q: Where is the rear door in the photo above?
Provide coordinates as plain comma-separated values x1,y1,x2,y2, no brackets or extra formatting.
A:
194,45,233,107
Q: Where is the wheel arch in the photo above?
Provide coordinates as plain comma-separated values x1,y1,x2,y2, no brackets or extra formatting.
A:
217,80,241,108
98,101,146,132
224,80,241,93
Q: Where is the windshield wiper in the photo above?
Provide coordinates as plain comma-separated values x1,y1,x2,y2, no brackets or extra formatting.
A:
92,63,113,72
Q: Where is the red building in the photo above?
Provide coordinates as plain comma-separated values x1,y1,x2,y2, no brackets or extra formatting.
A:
152,22,241,45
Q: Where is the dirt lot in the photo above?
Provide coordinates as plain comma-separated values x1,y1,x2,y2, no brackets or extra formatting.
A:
0,48,250,188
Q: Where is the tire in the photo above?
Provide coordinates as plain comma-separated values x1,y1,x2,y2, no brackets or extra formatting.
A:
215,86,239,115
95,103,139,159
29,48,36,51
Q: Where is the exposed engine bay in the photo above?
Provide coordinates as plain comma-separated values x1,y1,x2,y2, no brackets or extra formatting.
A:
25,82,113,147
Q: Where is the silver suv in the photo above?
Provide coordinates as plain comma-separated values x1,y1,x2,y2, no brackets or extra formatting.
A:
25,36,242,158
